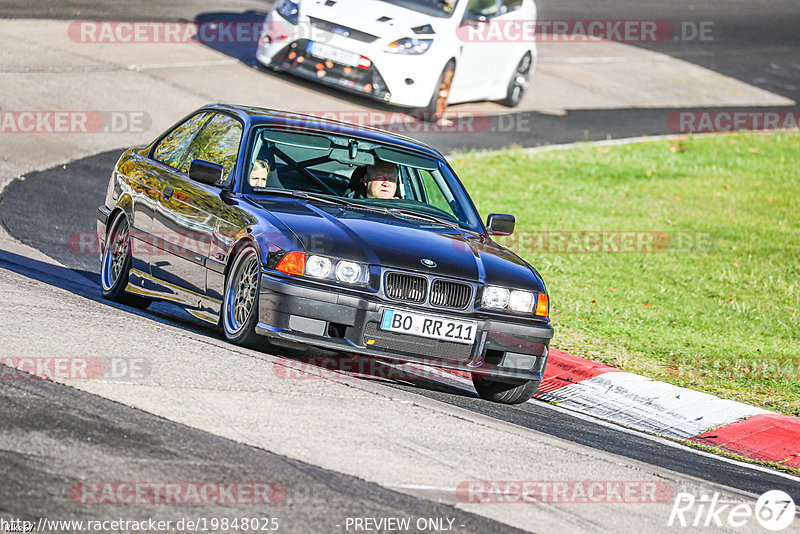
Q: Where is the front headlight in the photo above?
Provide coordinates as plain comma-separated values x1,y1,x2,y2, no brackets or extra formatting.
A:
386,37,433,55
335,261,363,284
482,286,546,316
306,255,332,278
482,286,510,310
276,0,299,25
307,255,368,286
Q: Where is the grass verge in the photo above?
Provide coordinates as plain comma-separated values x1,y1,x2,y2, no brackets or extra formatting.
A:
451,132,800,417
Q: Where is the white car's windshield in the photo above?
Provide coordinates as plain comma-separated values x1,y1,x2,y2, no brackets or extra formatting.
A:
244,128,481,231
377,0,458,18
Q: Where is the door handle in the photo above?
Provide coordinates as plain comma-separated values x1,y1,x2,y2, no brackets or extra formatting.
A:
163,187,174,200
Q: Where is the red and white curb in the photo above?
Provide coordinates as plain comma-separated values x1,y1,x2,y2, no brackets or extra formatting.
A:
391,349,800,470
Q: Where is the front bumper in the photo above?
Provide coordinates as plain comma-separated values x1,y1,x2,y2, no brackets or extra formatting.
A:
255,272,553,384
266,39,394,102
256,20,442,108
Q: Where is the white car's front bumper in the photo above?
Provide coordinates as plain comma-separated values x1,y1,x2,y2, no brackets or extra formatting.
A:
256,16,445,109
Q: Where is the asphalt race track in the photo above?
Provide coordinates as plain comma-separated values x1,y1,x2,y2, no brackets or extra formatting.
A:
0,0,798,151
1,154,799,520
1,1,800,532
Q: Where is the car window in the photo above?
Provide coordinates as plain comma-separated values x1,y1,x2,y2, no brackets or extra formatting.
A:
153,112,211,168
245,128,482,231
377,0,458,18
180,113,243,179
465,0,500,19
410,168,460,220
500,0,522,13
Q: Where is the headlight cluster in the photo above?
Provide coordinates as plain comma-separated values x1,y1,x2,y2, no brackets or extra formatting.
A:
482,286,548,317
276,251,369,286
276,0,299,24
386,37,433,55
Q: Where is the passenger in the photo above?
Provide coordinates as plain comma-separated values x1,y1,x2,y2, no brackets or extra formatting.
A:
249,159,270,188
363,160,399,199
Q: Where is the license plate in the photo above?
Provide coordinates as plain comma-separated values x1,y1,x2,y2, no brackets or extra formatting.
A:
380,309,477,345
306,41,360,67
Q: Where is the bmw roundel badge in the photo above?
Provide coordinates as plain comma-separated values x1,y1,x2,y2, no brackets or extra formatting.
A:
420,258,437,268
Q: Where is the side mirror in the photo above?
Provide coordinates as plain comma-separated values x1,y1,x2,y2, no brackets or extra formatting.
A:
189,159,225,187
486,213,515,236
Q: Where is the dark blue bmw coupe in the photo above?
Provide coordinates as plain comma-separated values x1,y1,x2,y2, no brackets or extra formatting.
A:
97,104,553,404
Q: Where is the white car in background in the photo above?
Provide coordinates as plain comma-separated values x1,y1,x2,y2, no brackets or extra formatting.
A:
256,0,536,119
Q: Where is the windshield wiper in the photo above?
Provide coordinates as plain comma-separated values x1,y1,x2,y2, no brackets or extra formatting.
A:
250,188,336,203
251,190,458,227
387,208,459,228
251,189,389,213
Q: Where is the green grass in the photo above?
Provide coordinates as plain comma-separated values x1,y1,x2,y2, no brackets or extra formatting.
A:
451,132,800,417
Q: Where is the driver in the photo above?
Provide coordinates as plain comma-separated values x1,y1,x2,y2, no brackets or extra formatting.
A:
249,159,271,188
364,160,399,199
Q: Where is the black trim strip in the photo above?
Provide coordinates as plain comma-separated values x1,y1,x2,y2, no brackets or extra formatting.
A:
96,206,111,225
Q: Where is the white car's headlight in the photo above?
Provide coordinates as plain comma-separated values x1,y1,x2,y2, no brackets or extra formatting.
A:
276,0,299,25
482,286,547,316
386,37,433,55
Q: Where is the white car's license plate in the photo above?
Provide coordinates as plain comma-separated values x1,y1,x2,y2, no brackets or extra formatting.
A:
380,309,477,345
306,41,360,67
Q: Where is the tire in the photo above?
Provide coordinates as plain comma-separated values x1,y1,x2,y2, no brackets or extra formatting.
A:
222,244,263,348
472,374,538,404
421,60,455,123
100,213,151,309
498,52,532,108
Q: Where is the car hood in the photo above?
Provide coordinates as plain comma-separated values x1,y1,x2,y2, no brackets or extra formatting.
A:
301,0,450,39
252,199,544,291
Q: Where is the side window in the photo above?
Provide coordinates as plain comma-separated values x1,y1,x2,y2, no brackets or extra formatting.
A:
180,114,243,179
465,0,500,19
500,0,522,13
153,113,211,168
418,169,458,219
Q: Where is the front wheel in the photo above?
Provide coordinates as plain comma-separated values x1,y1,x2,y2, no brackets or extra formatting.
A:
100,214,150,309
472,374,538,404
498,53,532,108
222,244,263,348
421,60,455,123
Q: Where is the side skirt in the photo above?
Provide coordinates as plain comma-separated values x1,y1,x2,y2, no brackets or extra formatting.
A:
127,268,221,324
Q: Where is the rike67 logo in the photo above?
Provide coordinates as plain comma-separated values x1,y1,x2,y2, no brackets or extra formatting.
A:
668,490,796,530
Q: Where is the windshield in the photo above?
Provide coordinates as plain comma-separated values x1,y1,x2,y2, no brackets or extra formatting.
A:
377,0,459,18
243,128,482,231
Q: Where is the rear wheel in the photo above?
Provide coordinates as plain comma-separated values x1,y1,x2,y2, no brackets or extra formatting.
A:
422,60,455,123
222,244,263,348
498,52,532,108
472,374,538,404
100,214,150,309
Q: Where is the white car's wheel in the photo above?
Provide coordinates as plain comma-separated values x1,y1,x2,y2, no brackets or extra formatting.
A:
499,53,532,108
422,60,455,122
